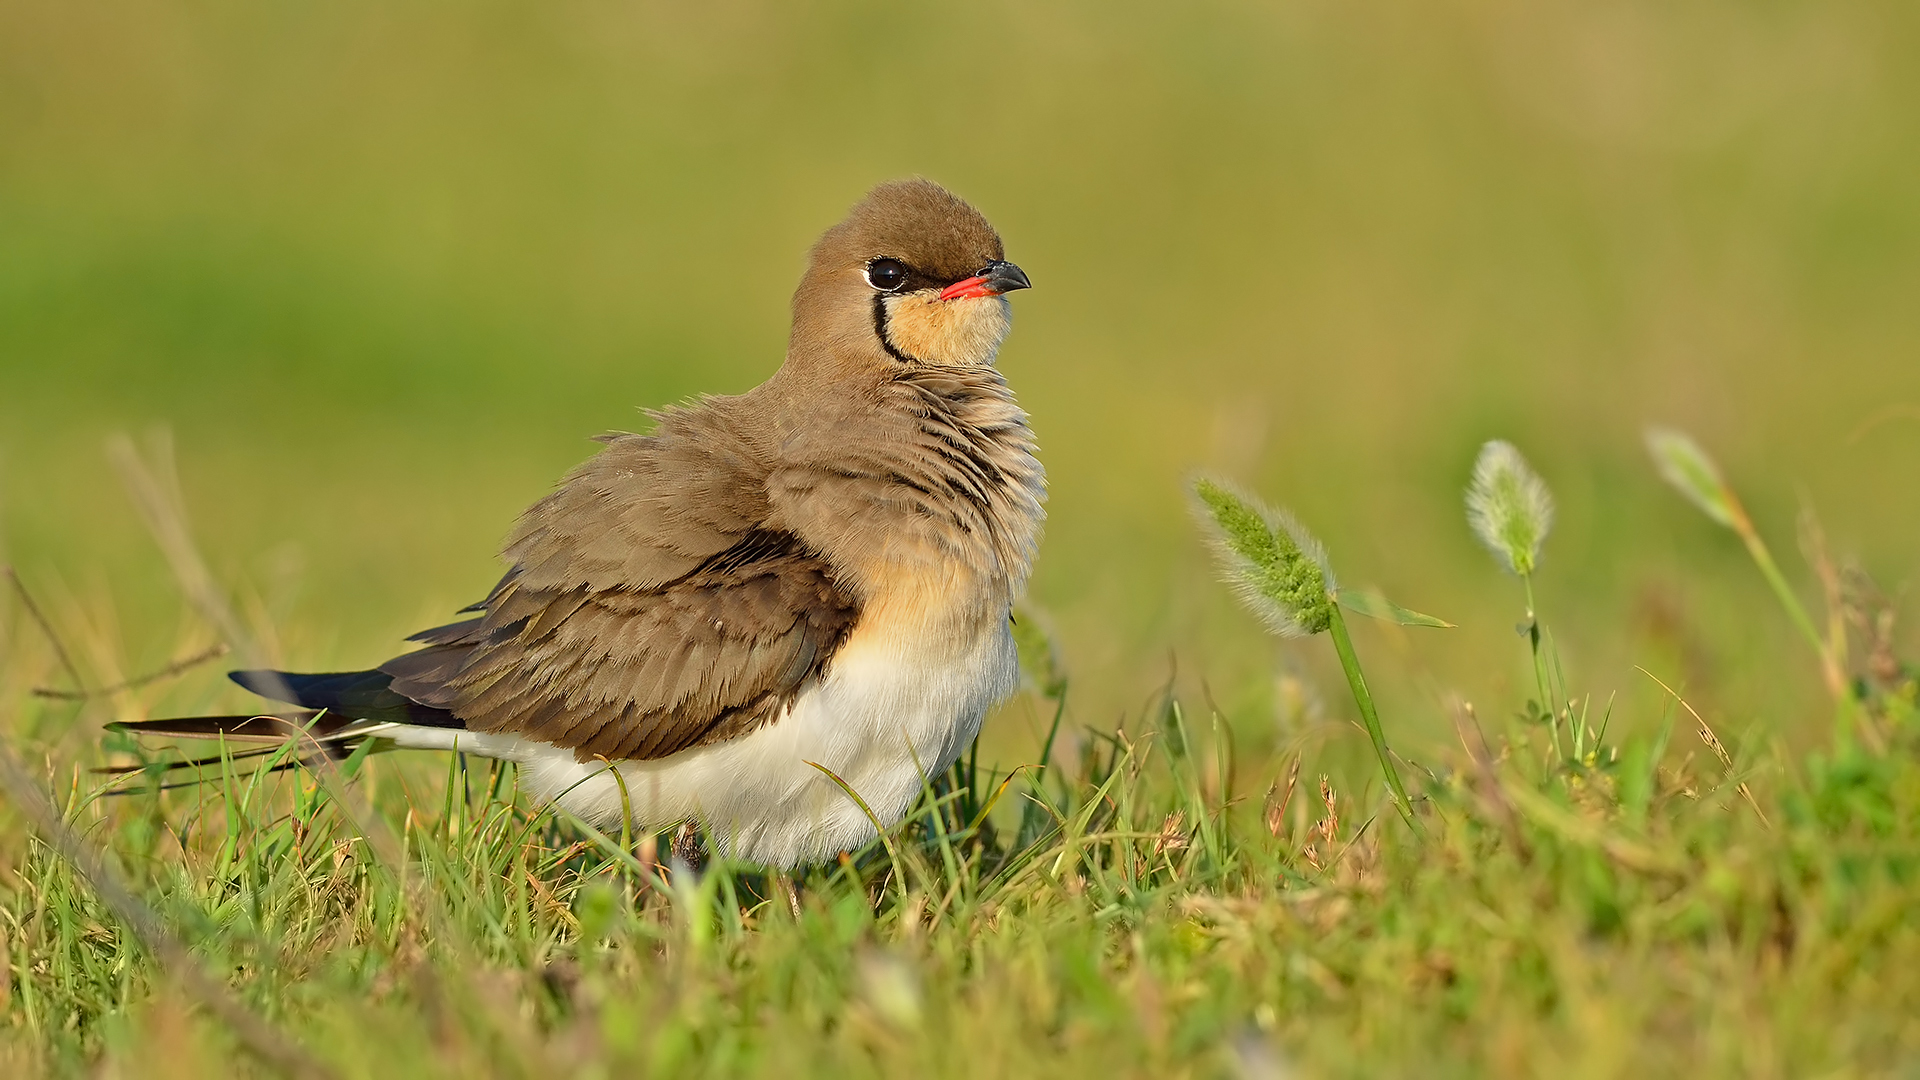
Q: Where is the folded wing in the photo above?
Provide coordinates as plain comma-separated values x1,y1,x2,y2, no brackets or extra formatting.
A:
383,407,861,762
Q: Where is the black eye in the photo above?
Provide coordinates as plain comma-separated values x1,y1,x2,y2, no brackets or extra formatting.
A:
864,257,910,292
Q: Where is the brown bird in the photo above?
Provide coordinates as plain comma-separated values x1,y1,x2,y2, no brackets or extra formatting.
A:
116,179,1043,869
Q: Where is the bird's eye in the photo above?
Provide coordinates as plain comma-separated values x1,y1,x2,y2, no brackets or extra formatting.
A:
864,257,910,292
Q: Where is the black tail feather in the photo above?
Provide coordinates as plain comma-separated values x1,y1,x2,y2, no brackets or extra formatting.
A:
95,748,363,793
108,711,366,745
97,712,384,791
96,735,370,773
108,664,465,791
101,768,304,794
228,669,463,728
96,744,289,774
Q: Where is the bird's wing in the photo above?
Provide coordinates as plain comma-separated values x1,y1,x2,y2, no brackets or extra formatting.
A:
382,407,861,762
501,405,773,594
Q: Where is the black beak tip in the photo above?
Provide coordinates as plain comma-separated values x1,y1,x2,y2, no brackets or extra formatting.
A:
986,260,1032,294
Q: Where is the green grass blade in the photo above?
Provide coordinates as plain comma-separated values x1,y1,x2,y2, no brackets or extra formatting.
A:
1326,605,1420,834
1335,588,1454,628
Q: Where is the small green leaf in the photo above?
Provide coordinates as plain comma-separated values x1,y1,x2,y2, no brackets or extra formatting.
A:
1335,588,1455,629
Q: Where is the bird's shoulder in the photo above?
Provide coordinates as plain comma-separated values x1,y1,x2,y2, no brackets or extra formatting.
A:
504,395,776,594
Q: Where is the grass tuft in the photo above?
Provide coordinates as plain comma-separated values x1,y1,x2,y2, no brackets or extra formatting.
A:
0,445,1914,1076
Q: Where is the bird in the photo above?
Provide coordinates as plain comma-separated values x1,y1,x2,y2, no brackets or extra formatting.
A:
113,178,1044,871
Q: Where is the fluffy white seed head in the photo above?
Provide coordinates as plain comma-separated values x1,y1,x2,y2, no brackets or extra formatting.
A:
1465,440,1555,577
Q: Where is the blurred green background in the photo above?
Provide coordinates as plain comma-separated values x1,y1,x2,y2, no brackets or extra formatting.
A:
3,0,1917,767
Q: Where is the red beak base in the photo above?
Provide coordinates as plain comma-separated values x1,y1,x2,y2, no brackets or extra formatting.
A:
936,261,1031,301
937,275,995,301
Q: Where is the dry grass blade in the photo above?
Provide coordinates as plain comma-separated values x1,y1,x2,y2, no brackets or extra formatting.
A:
1841,568,1905,690
107,433,254,651
1846,402,1920,444
1450,699,1528,860
32,643,229,701
1318,777,1336,841
108,438,319,761
1637,667,1770,828
6,566,89,696
1303,775,1339,868
1800,508,1887,750
1264,754,1301,839
1152,811,1189,859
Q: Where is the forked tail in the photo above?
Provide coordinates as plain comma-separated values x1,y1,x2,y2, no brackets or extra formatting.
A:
103,667,468,787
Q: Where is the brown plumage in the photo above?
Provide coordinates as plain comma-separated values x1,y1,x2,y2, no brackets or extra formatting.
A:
118,178,1045,868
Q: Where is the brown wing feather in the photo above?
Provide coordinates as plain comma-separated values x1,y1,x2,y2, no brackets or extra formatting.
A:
382,403,861,763
503,405,771,594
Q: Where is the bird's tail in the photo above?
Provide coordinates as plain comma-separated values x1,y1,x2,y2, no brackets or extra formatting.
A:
105,668,481,789
100,711,398,788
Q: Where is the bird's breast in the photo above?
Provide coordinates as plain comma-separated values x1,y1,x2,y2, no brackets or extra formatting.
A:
845,563,1009,665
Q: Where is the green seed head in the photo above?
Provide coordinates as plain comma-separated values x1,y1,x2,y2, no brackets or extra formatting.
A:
1646,427,1746,531
1465,440,1555,577
1192,477,1336,637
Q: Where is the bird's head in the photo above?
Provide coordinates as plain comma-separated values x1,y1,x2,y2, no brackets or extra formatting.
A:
787,179,1030,372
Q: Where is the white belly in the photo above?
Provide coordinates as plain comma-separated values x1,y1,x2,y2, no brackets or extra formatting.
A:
393,616,1018,868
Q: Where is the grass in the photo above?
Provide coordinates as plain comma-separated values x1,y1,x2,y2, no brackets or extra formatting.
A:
2,431,1918,1077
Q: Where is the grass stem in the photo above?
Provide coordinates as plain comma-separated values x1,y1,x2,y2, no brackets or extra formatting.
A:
1326,605,1420,834
1736,526,1855,735
1522,573,1563,760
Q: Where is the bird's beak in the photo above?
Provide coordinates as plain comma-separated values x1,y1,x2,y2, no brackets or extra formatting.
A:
937,260,1032,301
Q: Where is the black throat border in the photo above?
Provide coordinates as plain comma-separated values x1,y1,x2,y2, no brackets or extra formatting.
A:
871,293,917,364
